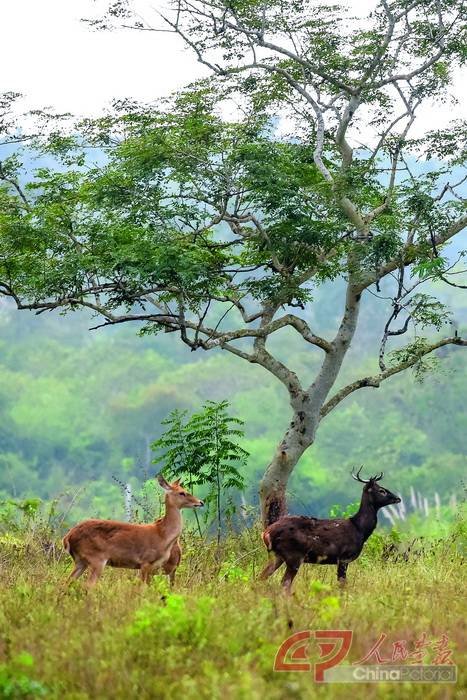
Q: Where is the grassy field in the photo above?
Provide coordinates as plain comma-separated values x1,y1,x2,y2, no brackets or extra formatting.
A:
0,525,465,700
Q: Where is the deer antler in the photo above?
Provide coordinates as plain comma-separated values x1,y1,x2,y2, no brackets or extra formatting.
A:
351,466,369,482
351,467,384,483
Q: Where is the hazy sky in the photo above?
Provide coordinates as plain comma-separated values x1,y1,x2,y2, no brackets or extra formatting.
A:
2,0,465,142
3,0,207,115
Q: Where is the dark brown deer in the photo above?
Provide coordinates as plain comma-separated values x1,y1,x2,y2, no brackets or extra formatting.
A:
260,468,401,594
62,475,203,590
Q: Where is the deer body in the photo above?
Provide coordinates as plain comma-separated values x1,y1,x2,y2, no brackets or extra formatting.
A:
260,469,400,594
62,476,203,589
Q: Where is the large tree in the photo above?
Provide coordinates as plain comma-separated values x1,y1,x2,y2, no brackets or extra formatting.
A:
1,0,467,524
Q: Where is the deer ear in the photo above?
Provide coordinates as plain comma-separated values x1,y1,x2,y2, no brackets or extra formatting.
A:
157,474,172,491
172,478,182,487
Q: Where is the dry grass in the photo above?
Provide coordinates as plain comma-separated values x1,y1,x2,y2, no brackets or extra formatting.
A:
0,528,465,699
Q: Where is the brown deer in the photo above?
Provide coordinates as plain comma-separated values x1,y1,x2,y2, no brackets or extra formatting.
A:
260,468,401,594
62,475,203,589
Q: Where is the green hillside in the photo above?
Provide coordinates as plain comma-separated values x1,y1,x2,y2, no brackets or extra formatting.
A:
1,273,465,525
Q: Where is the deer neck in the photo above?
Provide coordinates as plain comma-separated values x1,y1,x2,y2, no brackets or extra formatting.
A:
351,493,378,540
159,498,183,542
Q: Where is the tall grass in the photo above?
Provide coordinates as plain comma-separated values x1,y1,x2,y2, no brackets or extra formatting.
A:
0,520,465,700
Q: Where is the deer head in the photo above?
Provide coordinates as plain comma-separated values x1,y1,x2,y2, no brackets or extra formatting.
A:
351,466,401,508
157,474,204,509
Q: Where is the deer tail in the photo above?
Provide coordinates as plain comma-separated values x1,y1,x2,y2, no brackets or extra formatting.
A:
262,530,273,551
62,534,71,554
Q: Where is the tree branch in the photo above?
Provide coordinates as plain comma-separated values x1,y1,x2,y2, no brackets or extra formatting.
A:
320,335,467,419
358,214,467,293
0,162,30,210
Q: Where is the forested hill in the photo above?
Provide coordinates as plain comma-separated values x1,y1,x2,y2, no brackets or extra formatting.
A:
1,263,465,522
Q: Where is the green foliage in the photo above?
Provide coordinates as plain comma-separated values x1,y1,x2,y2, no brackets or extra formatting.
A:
359,527,405,566
405,294,452,330
0,498,42,520
0,98,352,313
0,495,70,538
411,256,450,280
127,593,215,647
1,82,464,321
0,653,48,699
307,581,341,622
217,552,251,582
152,400,249,538
329,502,360,519
388,338,443,381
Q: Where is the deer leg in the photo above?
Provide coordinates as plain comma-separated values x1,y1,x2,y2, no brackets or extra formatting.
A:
163,542,181,585
84,560,106,590
139,563,154,585
163,561,179,586
260,555,284,580
135,569,150,587
337,561,348,585
281,557,303,596
141,557,165,585
65,554,88,586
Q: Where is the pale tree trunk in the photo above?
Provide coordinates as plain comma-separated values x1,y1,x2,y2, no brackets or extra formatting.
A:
259,274,361,526
259,411,316,526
